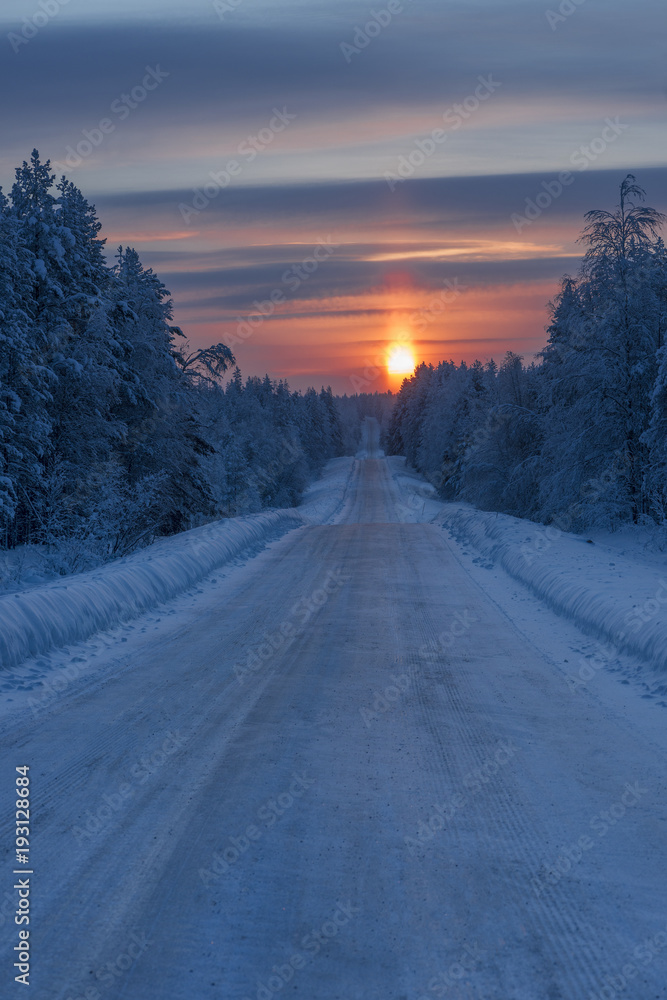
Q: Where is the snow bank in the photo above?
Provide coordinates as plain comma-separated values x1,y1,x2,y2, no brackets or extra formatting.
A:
0,457,357,671
440,504,667,672
0,509,306,670
299,457,356,524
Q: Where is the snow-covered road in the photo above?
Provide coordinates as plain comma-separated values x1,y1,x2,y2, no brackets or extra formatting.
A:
2,444,667,999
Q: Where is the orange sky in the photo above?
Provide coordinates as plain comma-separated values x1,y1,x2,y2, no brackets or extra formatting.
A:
106,205,588,393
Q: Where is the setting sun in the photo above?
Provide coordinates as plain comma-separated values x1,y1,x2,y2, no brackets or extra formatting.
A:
386,344,416,375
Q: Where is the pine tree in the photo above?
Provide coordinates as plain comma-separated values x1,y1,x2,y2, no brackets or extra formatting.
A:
536,176,667,524
0,189,52,541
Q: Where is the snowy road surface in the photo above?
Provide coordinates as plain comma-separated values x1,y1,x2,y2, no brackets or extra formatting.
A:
2,444,667,999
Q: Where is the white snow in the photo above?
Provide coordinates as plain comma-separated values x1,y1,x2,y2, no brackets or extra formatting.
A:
2,450,667,999
435,502,667,673
5,448,666,684
298,456,356,525
0,459,355,671
0,509,301,670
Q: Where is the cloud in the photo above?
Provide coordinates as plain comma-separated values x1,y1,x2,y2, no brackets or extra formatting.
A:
2,0,665,391
163,255,581,312
93,167,667,224
82,168,666,334
0,2,663,136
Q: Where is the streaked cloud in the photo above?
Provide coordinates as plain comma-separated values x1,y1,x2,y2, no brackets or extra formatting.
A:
2,0,666,390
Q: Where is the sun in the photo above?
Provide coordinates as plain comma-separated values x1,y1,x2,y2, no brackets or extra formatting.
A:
386,344,416,375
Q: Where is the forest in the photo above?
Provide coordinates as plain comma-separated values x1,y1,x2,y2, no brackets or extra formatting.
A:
3,157,666,583
0,151,344,570
388,175,667,532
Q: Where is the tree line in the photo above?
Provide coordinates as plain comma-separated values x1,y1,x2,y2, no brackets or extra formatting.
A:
0,151,343,566
388,176,667,530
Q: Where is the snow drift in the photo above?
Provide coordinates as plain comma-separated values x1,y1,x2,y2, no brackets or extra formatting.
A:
441,504,667,673
0,458,355,671
0,509,305,670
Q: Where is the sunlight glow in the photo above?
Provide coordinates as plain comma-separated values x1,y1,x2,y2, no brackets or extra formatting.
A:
386,344,416,375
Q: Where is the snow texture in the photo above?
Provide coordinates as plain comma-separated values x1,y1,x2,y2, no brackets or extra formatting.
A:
4,448,665,685
0,458,355,670
440,503,667,673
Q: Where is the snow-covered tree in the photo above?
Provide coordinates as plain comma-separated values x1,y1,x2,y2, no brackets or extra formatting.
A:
388,175,667,530
0,189,52,540
0,151,345,564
